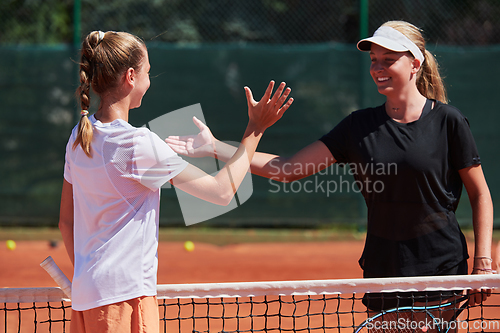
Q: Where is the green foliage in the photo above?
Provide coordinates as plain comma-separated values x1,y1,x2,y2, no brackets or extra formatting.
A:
0,0,73,44
1,0,499,45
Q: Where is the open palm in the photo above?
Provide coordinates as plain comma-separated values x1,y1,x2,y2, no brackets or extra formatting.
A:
165,116,216,158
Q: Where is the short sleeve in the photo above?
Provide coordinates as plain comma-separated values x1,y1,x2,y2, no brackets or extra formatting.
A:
318,114,353,164
448,110,481,170
133,129,189,191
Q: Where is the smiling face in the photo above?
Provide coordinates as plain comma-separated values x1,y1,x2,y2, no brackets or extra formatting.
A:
369,43,419,97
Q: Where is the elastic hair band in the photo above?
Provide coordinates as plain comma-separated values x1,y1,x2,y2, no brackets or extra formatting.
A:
95,30,106,47
98,31,105,42
81,110,89,117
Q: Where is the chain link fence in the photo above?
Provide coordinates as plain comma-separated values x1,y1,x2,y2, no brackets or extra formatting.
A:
1,0,499,45
1,0,499,226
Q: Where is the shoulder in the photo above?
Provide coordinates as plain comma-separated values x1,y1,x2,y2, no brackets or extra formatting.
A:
430,101,474,133
101,120,152,144
433,101,469,122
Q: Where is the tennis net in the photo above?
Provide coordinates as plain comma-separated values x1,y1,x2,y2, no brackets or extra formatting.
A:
1,274,499,332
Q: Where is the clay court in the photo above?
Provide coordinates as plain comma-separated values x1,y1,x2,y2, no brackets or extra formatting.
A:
0,235,364,287
1,229,499,332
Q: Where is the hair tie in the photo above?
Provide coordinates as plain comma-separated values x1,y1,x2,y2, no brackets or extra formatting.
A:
81,110,89,117
98,31,105,41
95,30,106,47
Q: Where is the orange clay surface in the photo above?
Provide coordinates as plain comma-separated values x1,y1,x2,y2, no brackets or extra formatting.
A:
1,239,499,333
0,240,365,287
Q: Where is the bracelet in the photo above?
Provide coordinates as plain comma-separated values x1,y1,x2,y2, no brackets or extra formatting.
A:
472,267,493,272
474,256,493,261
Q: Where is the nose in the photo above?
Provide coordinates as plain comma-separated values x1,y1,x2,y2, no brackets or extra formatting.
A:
370,60,383,73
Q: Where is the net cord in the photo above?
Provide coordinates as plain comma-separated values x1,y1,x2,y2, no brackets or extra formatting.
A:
156,274,500,299
2,274,498,303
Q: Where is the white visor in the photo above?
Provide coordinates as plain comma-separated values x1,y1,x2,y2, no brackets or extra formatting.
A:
357,26,425,64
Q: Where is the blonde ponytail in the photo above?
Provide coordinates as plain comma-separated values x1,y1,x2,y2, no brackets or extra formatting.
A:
72,30,146,157
73,31,100,157
417,50,447,104
73,111,93,157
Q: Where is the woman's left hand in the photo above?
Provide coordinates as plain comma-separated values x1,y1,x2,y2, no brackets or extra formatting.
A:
245,81,293,131
469,256,495,305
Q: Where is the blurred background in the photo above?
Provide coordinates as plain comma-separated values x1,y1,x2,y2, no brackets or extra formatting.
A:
1,0,499,228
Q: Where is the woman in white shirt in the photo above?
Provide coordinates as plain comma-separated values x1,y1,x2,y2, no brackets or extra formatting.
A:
58,30,293,333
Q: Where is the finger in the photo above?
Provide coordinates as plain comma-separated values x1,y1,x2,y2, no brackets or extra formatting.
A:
476,289,484,305
165,138,184,146
192,116,207,131
261,80,276,103
469,288,482,306
165,141,186,154
269,82,286,106
277,97,294,117
276,87,292,108
244,86,255,107
165,135,192,142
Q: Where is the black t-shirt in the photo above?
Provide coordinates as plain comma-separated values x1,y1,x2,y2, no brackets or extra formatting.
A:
319,100,480,278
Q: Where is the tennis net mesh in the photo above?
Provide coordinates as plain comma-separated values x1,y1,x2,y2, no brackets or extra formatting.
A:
1,275,499,332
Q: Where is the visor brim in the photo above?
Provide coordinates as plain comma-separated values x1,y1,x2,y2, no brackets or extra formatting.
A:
357,36,410,53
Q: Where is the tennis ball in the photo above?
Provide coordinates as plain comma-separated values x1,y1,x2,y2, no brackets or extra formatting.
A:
6,240,16,251
184,240,195,252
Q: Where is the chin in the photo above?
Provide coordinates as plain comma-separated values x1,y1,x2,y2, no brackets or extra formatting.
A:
377,86,392,96
130,102,142,110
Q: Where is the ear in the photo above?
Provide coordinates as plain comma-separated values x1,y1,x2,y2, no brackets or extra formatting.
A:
411,58,422,74
125,67,136,86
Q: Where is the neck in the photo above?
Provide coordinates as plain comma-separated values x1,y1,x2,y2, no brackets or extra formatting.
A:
385,90,427,123
95,98,130,123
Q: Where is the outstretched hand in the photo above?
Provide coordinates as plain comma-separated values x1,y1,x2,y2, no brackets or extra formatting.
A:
166,81,293,158
165,116,216,158
245,81,293,131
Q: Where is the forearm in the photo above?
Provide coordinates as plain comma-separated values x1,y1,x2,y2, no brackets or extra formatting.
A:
213,123,264,203
215,139,335,182
471,192,494,272
58,180,75,266
214,139,281,178
59,219,75,266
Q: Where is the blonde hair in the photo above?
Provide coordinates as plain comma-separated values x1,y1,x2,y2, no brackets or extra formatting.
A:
382,21,448,104
73,31,146,157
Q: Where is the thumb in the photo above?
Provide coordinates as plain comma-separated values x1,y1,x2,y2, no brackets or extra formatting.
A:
192,116,206,131
244,86,255,107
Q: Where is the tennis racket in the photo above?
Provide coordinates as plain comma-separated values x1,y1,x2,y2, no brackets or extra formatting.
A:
40,256,72,299
355,295,469,333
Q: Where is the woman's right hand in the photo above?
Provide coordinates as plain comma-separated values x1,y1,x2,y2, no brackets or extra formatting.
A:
165,116,216,158
245,81,293,132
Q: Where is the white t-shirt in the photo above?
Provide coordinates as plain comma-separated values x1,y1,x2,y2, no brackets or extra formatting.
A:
64,115,188,311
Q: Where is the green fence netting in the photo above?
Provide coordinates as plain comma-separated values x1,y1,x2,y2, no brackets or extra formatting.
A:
1,43,499,227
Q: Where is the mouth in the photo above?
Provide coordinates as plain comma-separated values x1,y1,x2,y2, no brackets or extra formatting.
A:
376,76,390,83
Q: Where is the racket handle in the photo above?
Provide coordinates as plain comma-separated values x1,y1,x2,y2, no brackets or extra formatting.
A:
40,256,72,299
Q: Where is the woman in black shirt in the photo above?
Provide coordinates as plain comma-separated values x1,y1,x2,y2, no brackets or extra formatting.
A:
166,20,493,309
